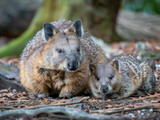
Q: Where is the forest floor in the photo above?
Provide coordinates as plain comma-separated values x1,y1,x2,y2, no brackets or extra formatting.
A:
0,40,160,120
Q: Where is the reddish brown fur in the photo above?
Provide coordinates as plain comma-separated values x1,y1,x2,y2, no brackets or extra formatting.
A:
20,20,107,98
20,36,89,97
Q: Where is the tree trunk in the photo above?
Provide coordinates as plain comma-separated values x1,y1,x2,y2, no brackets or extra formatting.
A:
69,0,122,43
0,0,69,57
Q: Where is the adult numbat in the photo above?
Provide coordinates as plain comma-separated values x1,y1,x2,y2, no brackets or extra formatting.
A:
89,54,156,99
19,20,107,98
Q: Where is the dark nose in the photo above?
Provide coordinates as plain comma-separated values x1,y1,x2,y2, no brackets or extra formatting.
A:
100,85,109,94
67,61,78,71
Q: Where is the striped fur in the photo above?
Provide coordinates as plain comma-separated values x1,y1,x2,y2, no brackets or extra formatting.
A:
90,54,156,99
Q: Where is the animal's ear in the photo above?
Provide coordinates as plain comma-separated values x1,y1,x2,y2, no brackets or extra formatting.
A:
111,60,119,71
43,23,59,41
89,64,96,74
69,20,83,37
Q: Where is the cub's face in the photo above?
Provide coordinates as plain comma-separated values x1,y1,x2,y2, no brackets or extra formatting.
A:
89,61,123,98
41,20,85,72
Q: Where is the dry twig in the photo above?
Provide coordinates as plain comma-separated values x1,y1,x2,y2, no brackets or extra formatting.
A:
26,97,89,109
91,105,160,115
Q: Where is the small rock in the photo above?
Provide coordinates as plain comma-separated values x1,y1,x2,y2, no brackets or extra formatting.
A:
138,110,141,113
149,108,153,112
12,89,17,92
128,113,135,117
0,62,26,92
141,109,147,112
0,61,19,80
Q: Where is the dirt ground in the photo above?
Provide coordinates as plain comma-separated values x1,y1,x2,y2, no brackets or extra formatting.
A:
0,40,160,120
0,89,160,119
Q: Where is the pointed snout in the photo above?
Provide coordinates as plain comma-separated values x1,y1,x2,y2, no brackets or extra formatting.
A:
100,85,109,94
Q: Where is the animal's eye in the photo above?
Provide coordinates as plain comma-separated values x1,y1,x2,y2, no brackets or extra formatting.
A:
95,75,100,81
77,48,80,52
108,76,113,80
56,49,63,54
96,77,100,81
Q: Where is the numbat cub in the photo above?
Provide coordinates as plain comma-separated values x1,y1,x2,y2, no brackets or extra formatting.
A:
89,54,156,99
19,20,107,98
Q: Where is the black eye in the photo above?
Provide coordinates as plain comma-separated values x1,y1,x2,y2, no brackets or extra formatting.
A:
108,76,113,80
77,48,80,52
57,49,63,54
95,75,100,81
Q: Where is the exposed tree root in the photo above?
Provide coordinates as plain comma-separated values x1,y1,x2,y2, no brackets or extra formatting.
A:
0,106,130,120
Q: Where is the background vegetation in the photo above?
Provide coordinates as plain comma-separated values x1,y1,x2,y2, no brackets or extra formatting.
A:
0,0,159,57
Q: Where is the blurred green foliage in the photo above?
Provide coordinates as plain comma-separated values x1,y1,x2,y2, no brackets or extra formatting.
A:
122,0,160,15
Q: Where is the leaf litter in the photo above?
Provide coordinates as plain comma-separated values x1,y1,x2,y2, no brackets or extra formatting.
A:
0,40,160,119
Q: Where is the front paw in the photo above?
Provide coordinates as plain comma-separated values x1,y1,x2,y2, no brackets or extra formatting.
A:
132,90,146,97
37,93,49,98
59,92,72,99
107,93,120,99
